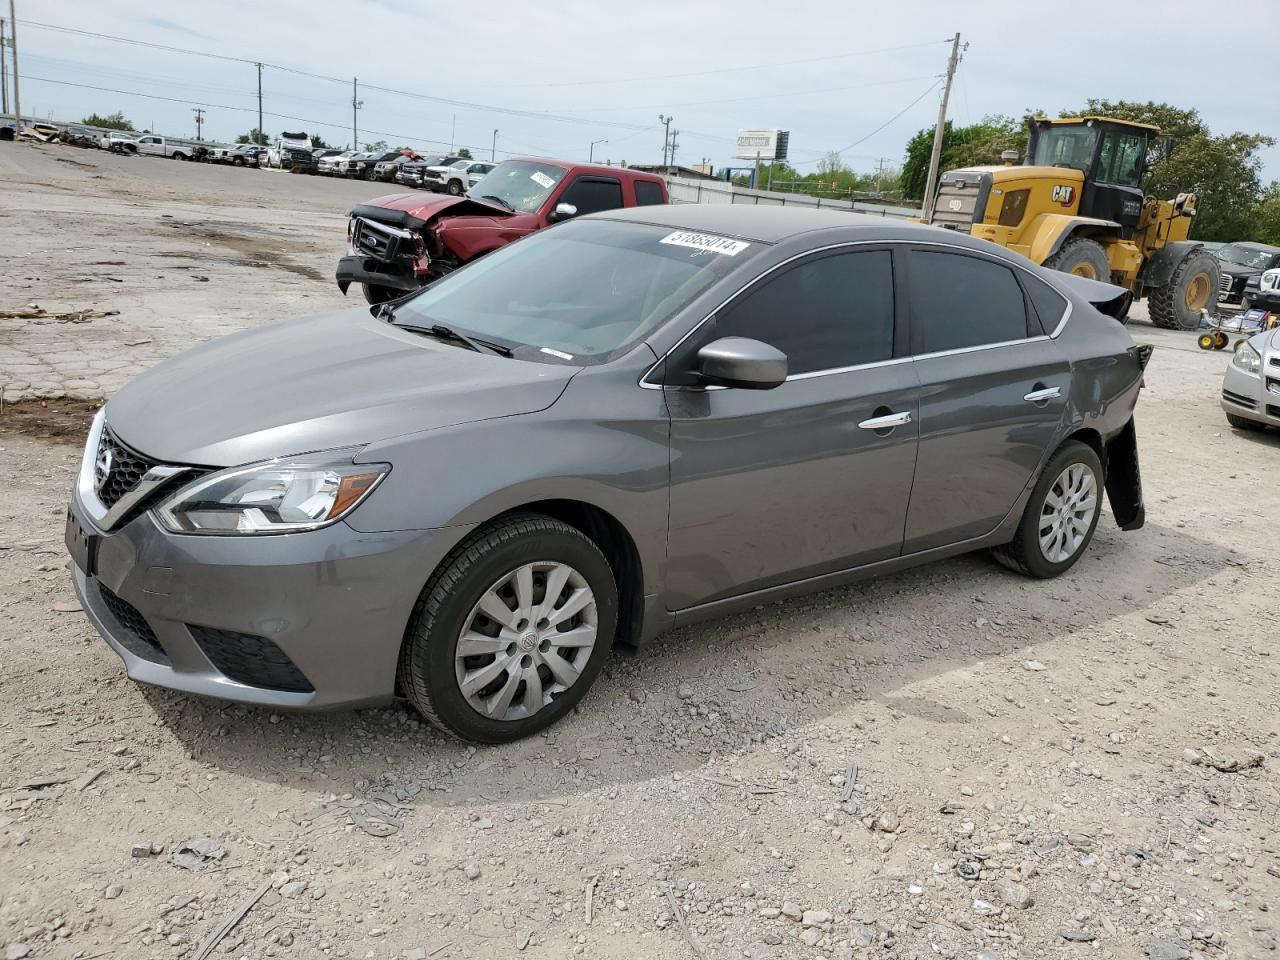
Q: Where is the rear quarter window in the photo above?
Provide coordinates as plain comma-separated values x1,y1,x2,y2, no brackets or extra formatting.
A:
634,180,666,206
1021,271,1070,335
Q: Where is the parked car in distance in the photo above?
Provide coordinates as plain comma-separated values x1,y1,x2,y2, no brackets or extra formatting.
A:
395,154,467,189
134,134,198,160
352,150,405,180
99,132,139,153
372,153,416,182
427,159,496,195
67,206,1151,742
63,126,99,148
1216,242,1280,308
268,131,314,171
336,151,375,178
312,148,343,171
318,150,354,176
1221,317,1280,432
337,157,669,303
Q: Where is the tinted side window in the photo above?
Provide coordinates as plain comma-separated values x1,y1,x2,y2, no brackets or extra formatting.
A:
909,252,1028,353
1021,270,1069,335
717,251,894,375
634,180,665,206
561,177,624,215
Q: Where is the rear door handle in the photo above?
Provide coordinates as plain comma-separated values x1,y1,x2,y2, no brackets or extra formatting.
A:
858,411,912,430
1023,386,1061,403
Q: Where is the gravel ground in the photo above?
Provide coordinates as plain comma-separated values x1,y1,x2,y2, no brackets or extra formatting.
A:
1,139,1278,960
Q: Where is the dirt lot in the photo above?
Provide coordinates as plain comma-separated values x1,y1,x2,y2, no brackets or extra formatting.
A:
1,141,1278,960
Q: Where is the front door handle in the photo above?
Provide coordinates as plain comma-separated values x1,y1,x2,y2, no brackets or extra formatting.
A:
858,411,912,430
1023,386,1061,403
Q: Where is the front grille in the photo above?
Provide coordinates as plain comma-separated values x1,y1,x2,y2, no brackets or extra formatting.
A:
189,626,314,693
1222,389,1256,410
931,179,982,232
97,582,170,665
96,428,157,509
1219,273,1234,295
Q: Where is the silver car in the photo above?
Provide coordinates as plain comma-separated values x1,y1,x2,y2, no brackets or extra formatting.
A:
1221,325,1280,430
66,206,1151,742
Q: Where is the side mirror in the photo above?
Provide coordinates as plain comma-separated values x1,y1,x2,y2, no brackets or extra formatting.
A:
696,337,787,390
549,202,578,222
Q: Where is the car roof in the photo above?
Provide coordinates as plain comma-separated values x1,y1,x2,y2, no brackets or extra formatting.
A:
1228,241,1280,254
596,204,955,245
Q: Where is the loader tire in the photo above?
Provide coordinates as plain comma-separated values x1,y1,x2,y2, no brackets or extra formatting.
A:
1044,237,1112,282
1149,250,1220,330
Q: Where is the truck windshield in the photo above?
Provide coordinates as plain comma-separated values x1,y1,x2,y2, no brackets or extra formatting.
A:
1216,244,1275,269
470,160,568,213
1033,125,1099,173
392,219,752,363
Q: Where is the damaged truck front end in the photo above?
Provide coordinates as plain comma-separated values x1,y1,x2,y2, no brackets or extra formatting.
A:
336,204,436,305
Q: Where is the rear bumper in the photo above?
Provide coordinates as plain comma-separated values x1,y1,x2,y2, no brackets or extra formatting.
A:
335,255,422,295
68,495,468,709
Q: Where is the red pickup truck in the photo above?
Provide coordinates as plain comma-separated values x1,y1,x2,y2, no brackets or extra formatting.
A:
336,158,669,303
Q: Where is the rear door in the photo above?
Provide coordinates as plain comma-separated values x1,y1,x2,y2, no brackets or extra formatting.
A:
901,247,1071,553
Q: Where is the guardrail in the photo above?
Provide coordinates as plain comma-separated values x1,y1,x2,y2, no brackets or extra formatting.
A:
664,175,919,220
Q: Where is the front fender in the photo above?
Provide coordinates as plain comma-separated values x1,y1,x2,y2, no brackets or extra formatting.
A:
1027,213,1121,264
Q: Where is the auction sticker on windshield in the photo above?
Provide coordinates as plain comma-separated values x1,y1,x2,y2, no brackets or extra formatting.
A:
659,231,751,256
530,171,557,189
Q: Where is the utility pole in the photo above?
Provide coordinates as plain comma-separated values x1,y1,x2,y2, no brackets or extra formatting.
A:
256,62,263,144
8,0,20,136
450,114,455,151
669,129,679,167
589,138,607,163
1,17,8,116
658,114,672,166
192,107,204,141
351,77,362,150
875,157,886,196
491,128,498,161
923,32,963,221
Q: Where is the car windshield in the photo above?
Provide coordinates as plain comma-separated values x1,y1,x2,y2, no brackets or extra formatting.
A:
392,219,752,363
1216,244,1274,269
1033,125,1099,172
469,160,567,213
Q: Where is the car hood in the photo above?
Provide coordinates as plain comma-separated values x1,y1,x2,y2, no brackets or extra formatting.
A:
1218,262,1260,277
104,308,578,467
364,192,512,223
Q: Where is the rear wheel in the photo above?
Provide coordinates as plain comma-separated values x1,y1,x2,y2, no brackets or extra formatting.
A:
993,440,1103,579
1150,250,1220,330
1044,237,1111,282
399,514,618,743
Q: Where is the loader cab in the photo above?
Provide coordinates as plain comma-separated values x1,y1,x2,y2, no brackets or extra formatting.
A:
1028,117,1157,237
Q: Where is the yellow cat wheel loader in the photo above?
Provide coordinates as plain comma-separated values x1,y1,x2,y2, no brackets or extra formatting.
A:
928,116,1220,330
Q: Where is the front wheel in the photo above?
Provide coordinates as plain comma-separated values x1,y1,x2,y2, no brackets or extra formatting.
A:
1149,250,1220,330
447,179,463,196
993,440,1103,579
1226,412,1265,432
1044,237,1111,282
399,514,618,743
361,283,398,305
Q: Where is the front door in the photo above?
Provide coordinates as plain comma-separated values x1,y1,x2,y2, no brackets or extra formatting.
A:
664,247,920,610
901,247,1071,553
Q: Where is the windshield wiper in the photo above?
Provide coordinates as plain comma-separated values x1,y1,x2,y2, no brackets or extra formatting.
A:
479,194,515,211
399,322,512,357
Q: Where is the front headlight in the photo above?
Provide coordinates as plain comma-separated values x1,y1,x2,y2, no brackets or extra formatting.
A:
1232,342,1261,375
155,454,389,535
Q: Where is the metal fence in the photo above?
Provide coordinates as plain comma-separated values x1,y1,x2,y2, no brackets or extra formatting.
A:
663,175,919,220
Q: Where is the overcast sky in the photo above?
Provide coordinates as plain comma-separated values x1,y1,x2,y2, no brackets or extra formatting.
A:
13,0,1278,180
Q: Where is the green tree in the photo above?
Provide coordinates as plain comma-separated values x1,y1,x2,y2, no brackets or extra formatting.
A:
1251,182,1280,246
83,111,132,130
362,139,388,152
310,134,329,149
236,128,268,145
1059,99,1274,241
900,115,1027,201
458,146,473,159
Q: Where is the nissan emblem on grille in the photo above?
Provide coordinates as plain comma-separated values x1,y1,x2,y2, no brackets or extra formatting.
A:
94,441,114,493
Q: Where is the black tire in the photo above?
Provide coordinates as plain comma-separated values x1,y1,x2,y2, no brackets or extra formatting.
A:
361,283,398,306
1226,412,1265,431
1149,250,1220,330
398,514,618,743
992,440,1104,579
1043,237,1111,282
447,179,463,196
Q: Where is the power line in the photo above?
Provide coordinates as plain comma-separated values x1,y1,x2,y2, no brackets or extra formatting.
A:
597,73,941,113
794,78,943,166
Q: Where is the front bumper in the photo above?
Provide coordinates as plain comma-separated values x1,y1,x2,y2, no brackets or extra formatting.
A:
1222,356,1280,428
335,254,422,295
67,494,467,709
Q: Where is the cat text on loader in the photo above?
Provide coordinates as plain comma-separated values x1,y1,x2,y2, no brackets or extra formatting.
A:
928,116,1220,329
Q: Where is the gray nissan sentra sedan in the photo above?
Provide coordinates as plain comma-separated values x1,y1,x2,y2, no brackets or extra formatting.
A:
66,206,1151,743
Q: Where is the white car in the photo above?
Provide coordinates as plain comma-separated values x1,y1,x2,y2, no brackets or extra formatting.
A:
427,159,496,195
134,135,197,160
319,150,356,176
